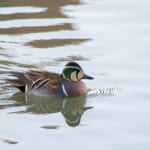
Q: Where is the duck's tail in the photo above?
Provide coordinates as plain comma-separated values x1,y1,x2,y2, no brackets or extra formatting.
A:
6,72,28,92
6,79,25,92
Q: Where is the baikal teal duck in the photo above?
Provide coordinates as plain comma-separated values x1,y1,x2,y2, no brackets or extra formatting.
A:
7,62,94,98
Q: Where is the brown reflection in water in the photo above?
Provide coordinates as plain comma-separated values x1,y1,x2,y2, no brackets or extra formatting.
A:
0,0,90,49
25,39,91,48
0,23,73,35
0,60,38,69
1,139,18,144
41,125,60,130
32,55,91,68
0,52,11,58
55,55,90,62
0,0,82,21
7,93,93,127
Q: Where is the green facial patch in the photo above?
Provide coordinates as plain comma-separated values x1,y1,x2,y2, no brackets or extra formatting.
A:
63,67,79,80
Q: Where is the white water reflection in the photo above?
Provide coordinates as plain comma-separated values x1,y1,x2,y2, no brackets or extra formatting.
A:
0,19,72,28
0,7,47,15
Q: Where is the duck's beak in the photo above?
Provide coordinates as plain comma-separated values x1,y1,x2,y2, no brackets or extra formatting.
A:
83,74,94,80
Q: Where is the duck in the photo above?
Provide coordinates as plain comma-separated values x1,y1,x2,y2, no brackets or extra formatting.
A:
6,62,93,98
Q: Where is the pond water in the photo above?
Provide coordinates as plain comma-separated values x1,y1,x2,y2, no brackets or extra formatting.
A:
0,0,150,149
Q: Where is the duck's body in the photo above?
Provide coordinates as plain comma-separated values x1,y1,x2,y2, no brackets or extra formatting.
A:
7,62,93,98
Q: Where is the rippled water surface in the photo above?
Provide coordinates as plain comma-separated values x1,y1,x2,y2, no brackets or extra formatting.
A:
0,0,150,149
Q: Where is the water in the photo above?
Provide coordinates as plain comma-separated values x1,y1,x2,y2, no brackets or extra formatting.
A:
0,0,150,149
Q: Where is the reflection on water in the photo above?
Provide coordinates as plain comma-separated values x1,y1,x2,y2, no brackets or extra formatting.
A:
25,38,91,48
0,139,18,145
0,60,38,70
41,125,60,130
0,0,81,20
0,23,73,35
6,93,93,127
54,55,90,62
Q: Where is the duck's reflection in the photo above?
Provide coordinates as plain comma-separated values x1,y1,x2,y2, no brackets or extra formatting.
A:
8,92,93,127
61,97,93,127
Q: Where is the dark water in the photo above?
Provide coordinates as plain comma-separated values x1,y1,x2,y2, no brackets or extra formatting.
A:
0,0,150,149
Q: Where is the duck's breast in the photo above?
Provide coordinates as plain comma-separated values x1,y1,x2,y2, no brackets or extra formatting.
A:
61,81,87,97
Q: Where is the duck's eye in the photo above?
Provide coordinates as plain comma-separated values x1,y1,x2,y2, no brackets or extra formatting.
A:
70,71,78,81
77,70,84,80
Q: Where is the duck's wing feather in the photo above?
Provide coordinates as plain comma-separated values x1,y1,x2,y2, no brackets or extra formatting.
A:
25,70,60,81
26,70,64,96
7,70,63,93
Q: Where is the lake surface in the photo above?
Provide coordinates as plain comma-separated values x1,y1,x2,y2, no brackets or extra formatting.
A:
0,0,150,149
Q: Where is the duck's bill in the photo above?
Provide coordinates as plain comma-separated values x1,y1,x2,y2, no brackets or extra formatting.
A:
83,74,94,80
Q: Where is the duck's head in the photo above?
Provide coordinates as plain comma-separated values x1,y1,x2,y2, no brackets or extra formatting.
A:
62,62,94,82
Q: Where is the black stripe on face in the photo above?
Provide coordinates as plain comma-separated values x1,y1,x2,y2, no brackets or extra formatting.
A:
77,70,84,80
76,70,80,80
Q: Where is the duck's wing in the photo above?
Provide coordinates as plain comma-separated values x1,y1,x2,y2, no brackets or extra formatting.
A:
25,70,62,89
7,70,62,93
